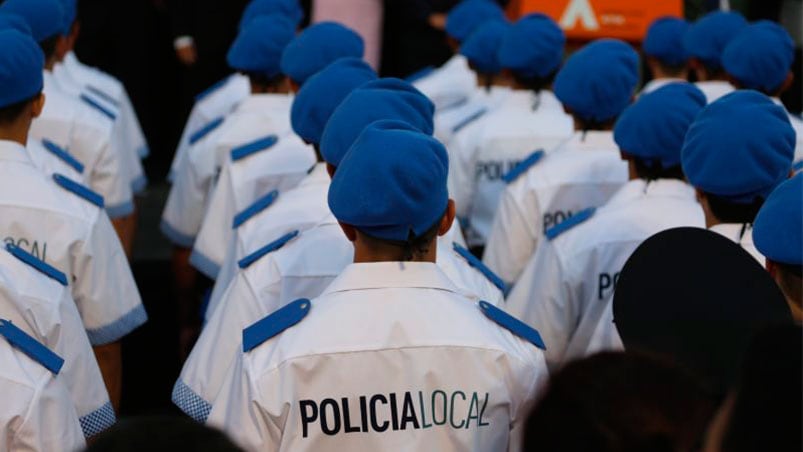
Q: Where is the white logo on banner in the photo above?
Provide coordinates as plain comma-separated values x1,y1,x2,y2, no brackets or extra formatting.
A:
559,0,600,30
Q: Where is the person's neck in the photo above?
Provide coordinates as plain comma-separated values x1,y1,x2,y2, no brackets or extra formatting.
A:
352,240,437,264
0,127,29,146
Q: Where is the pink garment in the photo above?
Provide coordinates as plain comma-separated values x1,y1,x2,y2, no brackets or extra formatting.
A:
312,0,383,70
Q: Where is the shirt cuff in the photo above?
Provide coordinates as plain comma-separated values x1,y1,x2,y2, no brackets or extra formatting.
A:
174,36,195,50
160,219,196,248
86,303,148,345
79,402,116,437
189,249,221,280
172,379,212,423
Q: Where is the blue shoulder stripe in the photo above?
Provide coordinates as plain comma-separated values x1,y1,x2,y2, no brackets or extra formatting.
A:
232,190,279,229
80,94,117,120
405,65,435,83
195,76,231,102
478,301,545,349
545,207,596,241
238,230,299,269
85,85,120,108
231,135,279,162
41,139,84,174
452,108,488,134
243,299,310,352
502,150,545,184
0,319,65,374
6,243,68,286
52,174,104,208
452,242,509,296
189,117,225,145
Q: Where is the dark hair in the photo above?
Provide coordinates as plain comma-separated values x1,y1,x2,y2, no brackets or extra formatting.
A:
245,72,286,91
0,95,37,125
511,68,558,94
652,60,687,78
39,35,59,60
523,352,716,452
706,193,764,224
628,155,685,181
83,416,243,452
358,213,444,262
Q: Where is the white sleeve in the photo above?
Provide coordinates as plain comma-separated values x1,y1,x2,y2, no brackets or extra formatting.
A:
170,105,208,182
507,359,548,452
192,162,236,279
505,240,573,371
161,153,209,247
205,236,240,323
16,374,86,452
73,211,146,345
78,130,134,219
174,268,282,422
119,91,149,159
484,188,540,285
448,128,480,219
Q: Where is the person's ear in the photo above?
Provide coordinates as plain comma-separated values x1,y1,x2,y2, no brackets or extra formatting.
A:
776,72,794,96
31,93,45,118
326,163,336,179
289,79,301,93
338,222,357,242
438,199,456,236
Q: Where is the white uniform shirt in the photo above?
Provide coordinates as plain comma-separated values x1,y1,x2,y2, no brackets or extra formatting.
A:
29,71,134,218
695,80,735,104
177,217,505,421
505,179,705,371
413,55,477,112
207,262,547,452
433,86,511,145
162,94,307,248
27,139,87,183
484,131,628,285
0,141,146,345
191,134,316,277
640,78,686,95
449,90,574,247
0,248,114,437
170,74,251,181
0,339,85,452
709,223,764,264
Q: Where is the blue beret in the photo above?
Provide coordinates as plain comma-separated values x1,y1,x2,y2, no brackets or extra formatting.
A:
0,12,33,35
56,0,76,35
227,15,296,77
320,78,435,167
459,20,509,75
0,30,45,108
328,120,449,241
614,83,706,169
445,0,505,43
1,0,65,42
553,39,639,123
643,16,689,67
682,90,795,203
754,173,803,266
497,13,565,78
290,57,377,145
239,0,303,30
280,22,364,85
722,21,795,94
683,11,746,70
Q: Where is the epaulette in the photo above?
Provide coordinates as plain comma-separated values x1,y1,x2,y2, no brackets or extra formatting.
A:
452,242,509,296
238,230,299,269
42,139,84,174
545,207,596,241
242,298,310,352
189,117,225,145
85,85,120,108
405,66,435,83
52,173,104,208
6,243,68,286
195,76,230,102
452,108,488,134
232,190,279,229
80,94,117,121
478,301,545,350
0,319,64,374
231,135,279,162
502,150,545,184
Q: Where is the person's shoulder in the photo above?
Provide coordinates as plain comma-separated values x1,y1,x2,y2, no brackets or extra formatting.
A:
0,245,68,304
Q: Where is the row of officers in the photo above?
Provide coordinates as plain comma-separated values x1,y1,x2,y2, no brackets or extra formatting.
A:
0,0,800,450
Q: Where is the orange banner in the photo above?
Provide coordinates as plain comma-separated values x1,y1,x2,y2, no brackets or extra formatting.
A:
517,0,683,42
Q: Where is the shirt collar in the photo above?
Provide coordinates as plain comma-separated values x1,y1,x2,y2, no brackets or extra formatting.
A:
606,179,697,208
234,93,294,114
0,140,35,166
641,78,685,94
562,130,617,151
298,162,330,187
321,261,462,296
503,89,562,112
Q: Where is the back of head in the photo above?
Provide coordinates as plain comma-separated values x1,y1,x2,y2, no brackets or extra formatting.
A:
227,14,296,83
497,13,565,86
0,0,64,43
445,0,505,44
459,19,510,76
553,39,639,127
280,22,364,86
238,0,303,30
84,416,243,452
681,90,795,209
753,173,803,268
614,82,706,177
643,16,689,70
320,78,434,167
683,11,747,73
523,352,715,452
722,21,795,95
0,29,45,124
290,57,377,145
